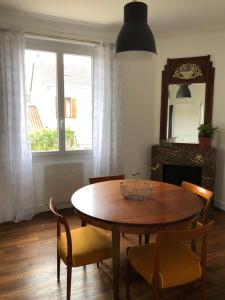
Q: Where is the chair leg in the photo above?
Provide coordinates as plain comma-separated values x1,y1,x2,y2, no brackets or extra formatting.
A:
126,261,131,300
139,234,142,245
145,234,150,244
152,275,160,300
200,276,205,300
67,266,72,300
57,250,60,283
81,219,87,227
191,239,197,252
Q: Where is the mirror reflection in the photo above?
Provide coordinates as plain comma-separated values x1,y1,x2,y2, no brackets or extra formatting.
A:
167,83,206,143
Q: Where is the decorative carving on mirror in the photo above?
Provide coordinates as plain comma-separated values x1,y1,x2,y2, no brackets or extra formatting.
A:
160,55,215,144
172,63,203,80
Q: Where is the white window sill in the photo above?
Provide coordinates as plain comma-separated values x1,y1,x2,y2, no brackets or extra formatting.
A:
32,149,93,162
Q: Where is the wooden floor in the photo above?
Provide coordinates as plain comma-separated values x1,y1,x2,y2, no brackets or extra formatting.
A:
0,208,225,300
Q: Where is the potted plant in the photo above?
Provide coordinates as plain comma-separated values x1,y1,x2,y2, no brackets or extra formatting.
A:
197,123,218,148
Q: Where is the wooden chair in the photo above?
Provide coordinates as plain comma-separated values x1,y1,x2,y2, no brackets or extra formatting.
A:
79,175,125,228
140,182,213,247
88,175,126,238
181,181,213,225
126,221,214,300
89,174,125,184
49,198,112,300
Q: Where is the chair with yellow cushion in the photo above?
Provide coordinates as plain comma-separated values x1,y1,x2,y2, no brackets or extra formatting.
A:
140,182,213,247
49,198,112,300
85,175,125,227
126,221,214,300
181,181,213,225
89,174,125,184
88,175,127,239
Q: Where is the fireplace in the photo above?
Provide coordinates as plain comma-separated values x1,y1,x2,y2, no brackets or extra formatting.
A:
163,164,202,186
151,144,216,192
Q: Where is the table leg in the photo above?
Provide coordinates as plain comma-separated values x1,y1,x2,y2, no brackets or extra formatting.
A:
112,226,120,300
191,218,197,252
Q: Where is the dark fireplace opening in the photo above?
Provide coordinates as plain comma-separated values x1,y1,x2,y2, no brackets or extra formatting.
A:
163,164,202,186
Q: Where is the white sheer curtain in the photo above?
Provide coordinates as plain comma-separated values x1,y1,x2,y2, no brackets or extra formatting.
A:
93,43,123,176
0,27,35,223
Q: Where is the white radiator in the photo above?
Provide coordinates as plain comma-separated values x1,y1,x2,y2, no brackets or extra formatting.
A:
44,162,83,204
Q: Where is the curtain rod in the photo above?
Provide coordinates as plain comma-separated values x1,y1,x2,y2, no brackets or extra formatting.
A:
25,32,114,47
2,29,10,32
1,27,115,47
0,28,11,32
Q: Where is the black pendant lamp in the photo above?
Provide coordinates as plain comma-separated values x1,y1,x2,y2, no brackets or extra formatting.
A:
176,84,191,98
115,1,156,60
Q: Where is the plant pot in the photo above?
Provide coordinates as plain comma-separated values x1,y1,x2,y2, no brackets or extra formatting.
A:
198,137,212,149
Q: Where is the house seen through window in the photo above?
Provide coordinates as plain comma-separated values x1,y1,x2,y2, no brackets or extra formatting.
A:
25,42,93,152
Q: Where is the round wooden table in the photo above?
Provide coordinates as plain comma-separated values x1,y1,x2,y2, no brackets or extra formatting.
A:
71,180,203,300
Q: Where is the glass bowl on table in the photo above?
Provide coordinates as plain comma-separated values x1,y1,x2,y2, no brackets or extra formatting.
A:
120,179,152,200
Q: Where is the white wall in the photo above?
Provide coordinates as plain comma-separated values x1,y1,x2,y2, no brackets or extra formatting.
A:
0,7,114,43
154,28,225,209
121,59,157,179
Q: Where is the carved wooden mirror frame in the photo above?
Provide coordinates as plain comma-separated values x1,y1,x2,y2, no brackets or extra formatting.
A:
160,55,215,143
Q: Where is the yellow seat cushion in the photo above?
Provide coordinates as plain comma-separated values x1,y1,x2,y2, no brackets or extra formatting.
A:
128,240,202,288
58,226,112,267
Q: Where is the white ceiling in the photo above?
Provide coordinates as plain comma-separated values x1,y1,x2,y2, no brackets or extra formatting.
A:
1,0,225,34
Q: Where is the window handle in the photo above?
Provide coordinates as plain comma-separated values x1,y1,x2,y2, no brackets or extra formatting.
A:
59,119,64,129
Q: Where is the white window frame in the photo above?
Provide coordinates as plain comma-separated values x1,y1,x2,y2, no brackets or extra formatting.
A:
25,36,95,157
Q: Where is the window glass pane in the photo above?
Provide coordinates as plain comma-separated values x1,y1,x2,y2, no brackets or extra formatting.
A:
25,50,58,151
64,54,92,150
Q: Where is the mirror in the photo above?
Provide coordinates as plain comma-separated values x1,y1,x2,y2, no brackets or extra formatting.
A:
160,56,215,144
168,83,206,143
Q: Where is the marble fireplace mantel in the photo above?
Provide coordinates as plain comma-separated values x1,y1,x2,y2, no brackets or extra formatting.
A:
151,144,216,192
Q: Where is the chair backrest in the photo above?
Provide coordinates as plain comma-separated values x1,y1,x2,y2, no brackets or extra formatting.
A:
154,221,214,281
89,174,125,184
181,181,213,224
49,198,72,263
